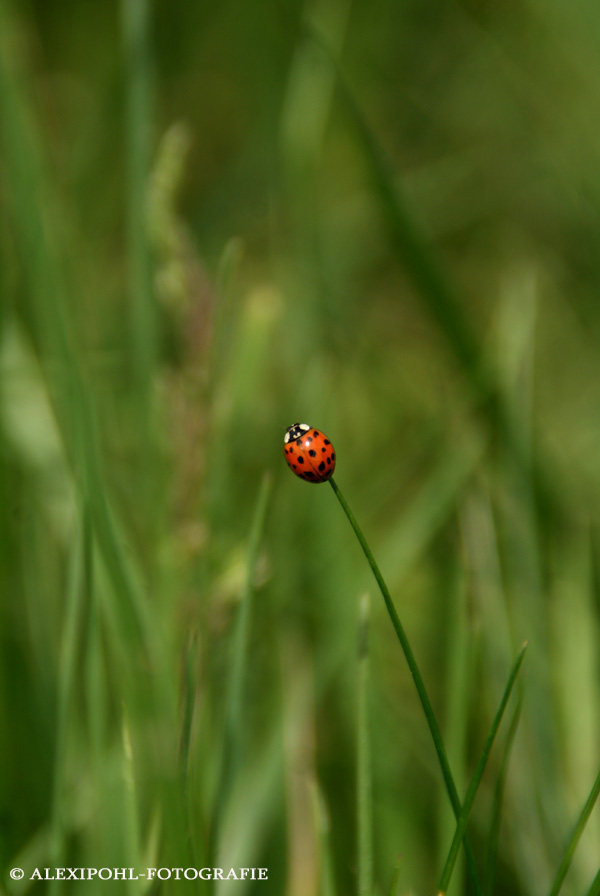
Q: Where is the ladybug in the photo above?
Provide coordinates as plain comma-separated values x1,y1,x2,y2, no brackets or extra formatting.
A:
283,423,336,483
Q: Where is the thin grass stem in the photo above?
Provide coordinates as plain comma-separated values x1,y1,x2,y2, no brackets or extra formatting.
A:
484,692,523,896
177,630,200,867
310,781,338,896
210,472,272,860
121,705,141,869
328,477,482,895
389,858,403,896
357,594,373,896
308,23,555,526
585,865,600,896
49,504,91,887
122,0,156,403
438,642,528,894
178,630,199,785
548,767,600,896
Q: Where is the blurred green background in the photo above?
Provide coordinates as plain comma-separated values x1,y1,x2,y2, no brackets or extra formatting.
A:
1,0,599,893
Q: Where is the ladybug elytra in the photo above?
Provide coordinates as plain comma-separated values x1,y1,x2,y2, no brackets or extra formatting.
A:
283,423,336,483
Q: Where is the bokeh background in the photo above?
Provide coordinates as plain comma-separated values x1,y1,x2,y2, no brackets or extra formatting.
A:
1,0,599,893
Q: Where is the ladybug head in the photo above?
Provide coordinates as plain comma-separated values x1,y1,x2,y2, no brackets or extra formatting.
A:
284,422,310,444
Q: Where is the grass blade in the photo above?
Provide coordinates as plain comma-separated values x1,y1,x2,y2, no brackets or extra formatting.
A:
210,472,273,859
357,594,372,896
586,865,600,896
177,629,201,866
308,23,555,526
122,0,156,405
484,691,523,896
121,705,141,870
49,503,92,880
548,767,600,896
310,781,338,896
438,642,528,895
304,25,486,397
178,629,199,785
328,477,482,896
388,858,403,896
0,0,161,672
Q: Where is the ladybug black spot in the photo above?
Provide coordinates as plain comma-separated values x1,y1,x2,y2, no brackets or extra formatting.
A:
318,461,325,472
297,456,304,464
324,439,330,445
309,449,316,457
326,456,331,465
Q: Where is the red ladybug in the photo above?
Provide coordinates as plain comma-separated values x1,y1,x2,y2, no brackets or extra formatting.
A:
283,423,336,483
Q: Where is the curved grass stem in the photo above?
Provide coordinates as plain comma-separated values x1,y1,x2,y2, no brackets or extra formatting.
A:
328,476,482,895
548,767,600,896
438,643,528,895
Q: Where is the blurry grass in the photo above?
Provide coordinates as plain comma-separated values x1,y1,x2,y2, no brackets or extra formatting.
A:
438,641,527,895
484,692,523,896
310,782,337,896
587,868,600,896
306,17,558,543
211,473,272,860
122,0,156,408
1,0,600,894
436,531,472,892
548,769,600,896
49,504,91,873
356,594,372,896
330,474,483,891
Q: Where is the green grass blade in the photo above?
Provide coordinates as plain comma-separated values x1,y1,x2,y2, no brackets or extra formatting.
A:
178,629,199,785
388,858,403,896
328,477,483,896
177,629,200,865
122,0,156,405
586,865,600,896
308,24,555,526
547,767,600,896
378,432,486,583
438,642,528,895
121,704,141,870
484,691,524,896
436,572,472,892
210,472,273,859
304,25,486,396
49,503,92,884
0,0,161,673
357,594,372,896
310,781,338,896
